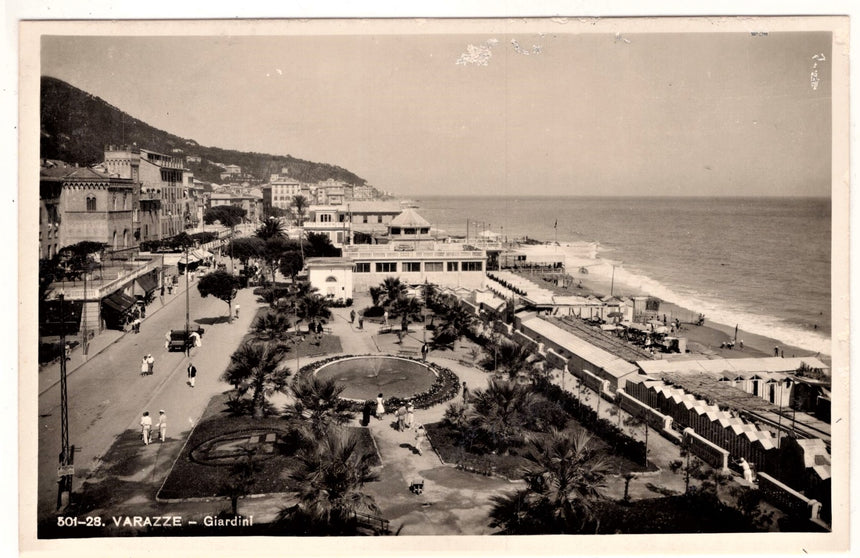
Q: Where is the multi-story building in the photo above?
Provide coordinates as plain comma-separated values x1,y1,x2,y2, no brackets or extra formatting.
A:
269,176,303,210
310,208,488,294
103,145,189,241
40,160,137,257
209,192,264,224
304,200,404,247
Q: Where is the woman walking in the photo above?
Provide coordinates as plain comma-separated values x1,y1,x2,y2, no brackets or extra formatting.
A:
375,393,386,420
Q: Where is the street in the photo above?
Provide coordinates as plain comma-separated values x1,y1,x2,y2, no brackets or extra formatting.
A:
36,274,262,521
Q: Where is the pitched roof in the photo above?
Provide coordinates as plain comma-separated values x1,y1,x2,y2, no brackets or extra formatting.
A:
389,208,431,228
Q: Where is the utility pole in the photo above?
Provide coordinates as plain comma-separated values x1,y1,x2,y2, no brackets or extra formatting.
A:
57,294,74,510
185,243,191,355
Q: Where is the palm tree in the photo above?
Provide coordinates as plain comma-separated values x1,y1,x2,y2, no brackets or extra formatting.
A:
277,429,380,535
221,341,291,418
389,295,423,325
431,303,475,351
290,376,355,436
422,280,439,310
255,217,287,240
368,286,385,307
379,276,407,307
291,194,309,265
482,338,531,380
489,428,610,534
297,292,332,333
469,379,535,454
250,311,292,344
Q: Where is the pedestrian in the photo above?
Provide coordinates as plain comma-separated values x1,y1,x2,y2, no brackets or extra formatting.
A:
781,349,784,358
140,411,152,445
420,343,429,362
235,304,240,319
146,354,155,375
739,339,744,350
167,282,173,295
64,343,71,361
406,401,415,428
396,403,407,431
774,346,779,357
187,361,197,387
462,382,469,404
383,310,389,327
350,309,356,324
375,393,386,419
133,317,141,334
414,424,427,456
165,330,172,350
140,355,148,377
157,410,167,442
361,401,373,427
358,316,364,330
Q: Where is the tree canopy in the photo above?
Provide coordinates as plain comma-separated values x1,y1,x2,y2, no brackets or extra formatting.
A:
197,270,240,320
204,205,246,228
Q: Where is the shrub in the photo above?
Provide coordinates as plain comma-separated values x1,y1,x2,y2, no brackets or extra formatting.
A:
362,306,384,318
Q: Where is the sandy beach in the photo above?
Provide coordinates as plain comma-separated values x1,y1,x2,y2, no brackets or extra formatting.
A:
520,267,827,365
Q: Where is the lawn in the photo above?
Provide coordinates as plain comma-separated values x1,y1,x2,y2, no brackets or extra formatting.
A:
157,392,379,501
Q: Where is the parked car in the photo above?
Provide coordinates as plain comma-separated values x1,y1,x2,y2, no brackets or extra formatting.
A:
167,327,205,352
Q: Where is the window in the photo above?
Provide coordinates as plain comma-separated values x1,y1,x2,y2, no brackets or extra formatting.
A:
326,276,338,283
86,196,97,211
375,262,397,273
462,261,483,271
363,215,368,223
320,214,332,223
447,261,459,272
404,228,416,235
425,262,443,272
355,262,370,273
391,227,401,235
377,215,383,223
404,262,421,272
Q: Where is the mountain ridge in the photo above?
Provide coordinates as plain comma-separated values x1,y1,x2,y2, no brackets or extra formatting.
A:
40,76,368,186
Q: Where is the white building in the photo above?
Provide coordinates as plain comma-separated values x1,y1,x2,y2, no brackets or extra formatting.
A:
306,257,355,302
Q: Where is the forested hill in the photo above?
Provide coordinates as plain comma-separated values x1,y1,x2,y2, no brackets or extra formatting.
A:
40,76,368,186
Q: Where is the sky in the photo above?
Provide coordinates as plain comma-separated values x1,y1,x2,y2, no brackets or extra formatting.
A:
40,25,833,198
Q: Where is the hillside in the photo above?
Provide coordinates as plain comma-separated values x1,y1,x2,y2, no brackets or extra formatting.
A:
40,76,368,186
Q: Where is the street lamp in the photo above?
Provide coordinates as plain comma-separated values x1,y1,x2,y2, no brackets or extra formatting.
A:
56,293,74,510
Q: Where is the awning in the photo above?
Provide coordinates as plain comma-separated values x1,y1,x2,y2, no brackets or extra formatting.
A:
178,253,201,265
102,291,137,314
135,274,158,294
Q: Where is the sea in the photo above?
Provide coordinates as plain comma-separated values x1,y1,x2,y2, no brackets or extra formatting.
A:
414,196,833,356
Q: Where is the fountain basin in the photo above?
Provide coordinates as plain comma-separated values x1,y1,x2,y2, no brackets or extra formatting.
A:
314,355,437,401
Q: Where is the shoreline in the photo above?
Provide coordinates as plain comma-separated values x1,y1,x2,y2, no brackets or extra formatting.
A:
532,266,829,366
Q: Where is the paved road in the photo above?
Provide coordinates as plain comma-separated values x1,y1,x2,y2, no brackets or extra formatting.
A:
36,276,262,521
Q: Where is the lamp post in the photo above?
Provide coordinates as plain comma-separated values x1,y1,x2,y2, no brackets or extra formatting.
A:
184,243,191,356
56,293,74,510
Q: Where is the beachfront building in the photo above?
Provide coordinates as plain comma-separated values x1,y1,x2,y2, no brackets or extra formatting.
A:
304,201,404,247
307,207,488,293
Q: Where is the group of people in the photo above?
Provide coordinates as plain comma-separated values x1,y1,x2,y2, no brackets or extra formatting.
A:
139,354,155,376
369,394,427,456
349,309,365,330
139,410,167,445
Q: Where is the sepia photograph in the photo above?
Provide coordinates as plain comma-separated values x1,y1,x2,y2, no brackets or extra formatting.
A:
16,11,850,557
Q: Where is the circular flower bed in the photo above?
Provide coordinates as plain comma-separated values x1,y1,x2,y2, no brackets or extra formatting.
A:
296,354,461,411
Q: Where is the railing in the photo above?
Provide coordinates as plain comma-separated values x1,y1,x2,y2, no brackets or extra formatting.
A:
342,249,485,259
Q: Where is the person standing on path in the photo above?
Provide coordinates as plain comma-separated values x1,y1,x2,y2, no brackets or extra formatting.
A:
414,424,427,456
140,411,152,445
165,330,171,350
406,401,415,429
157,410,167,442
187,362,197,387
420,343,429,362
383,310,389,327
395,403,407,431
375,393,386,419
140,355,148,377
235,304,240,319
350,309,356,324
462,382,470,404
358,316,364,330
146,354,155,375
